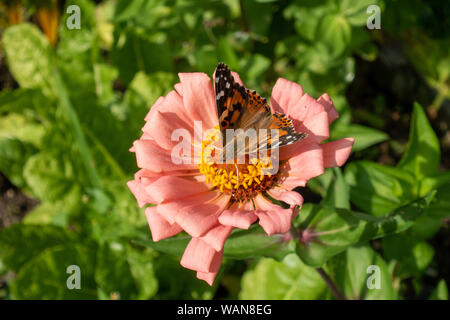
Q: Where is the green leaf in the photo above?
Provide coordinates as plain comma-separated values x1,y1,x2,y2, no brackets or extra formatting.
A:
0,138,37,188
22,202,70,227
328,245,396,300
23,151,83,207
239,254,329,300
10,244,98,299
294,193,434,267
317,13,351,57
2,23,53,92
0,224,76,271
331,124,389,152
321,167,350,209
126,247,158,299
398,103,440,179
111,28,173,84
339,0,380,26
382,234,434,278
0,113,45,147
223,226,294,260
429,280,449,300
95,243,139,299
135,225,294,261
153,255,216,300
422,182,450,220
345,161,417,215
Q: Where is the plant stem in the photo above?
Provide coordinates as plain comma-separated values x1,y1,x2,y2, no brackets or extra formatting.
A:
315,267,347,300
51,67,102,190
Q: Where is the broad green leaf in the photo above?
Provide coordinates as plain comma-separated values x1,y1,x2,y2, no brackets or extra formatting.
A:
239,254,329,300
135,225,294,260
126,247,158,299
421,182,450,220
327,245,396,300
23,151,83,207
284,2,329,42
241,0,275,37
382,234,434,278
0,224,76,271
95,243,139,299
429,280,449,300
0,113,45,147
111,28,173,84
153,255,216,300
339,0,381,26
317,13,351,57
330,124,389,152
10,244,98,299
345,161,416,215
2,23,53,92
223,226,295,260
321,167,350,209
294,193,435,267
0,138,37,188
22,202,70,227
398,103,440,178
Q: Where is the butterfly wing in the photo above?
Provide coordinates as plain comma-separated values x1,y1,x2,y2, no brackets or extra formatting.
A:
214,63,307,158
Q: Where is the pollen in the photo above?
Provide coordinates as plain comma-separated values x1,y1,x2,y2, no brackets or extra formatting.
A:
198,127,277,202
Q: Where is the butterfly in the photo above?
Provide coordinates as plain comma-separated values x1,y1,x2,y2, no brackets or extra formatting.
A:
214,62,307,163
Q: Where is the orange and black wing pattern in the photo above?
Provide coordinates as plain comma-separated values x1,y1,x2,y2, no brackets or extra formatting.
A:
214,62,307,152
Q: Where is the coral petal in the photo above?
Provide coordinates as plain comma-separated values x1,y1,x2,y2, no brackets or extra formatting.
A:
199,225,234,251
322,138,354,168
146,176,209,204
218,209,257,229
318,93,339,124
271,78,304,114
145,206,183,241
180,238,223,273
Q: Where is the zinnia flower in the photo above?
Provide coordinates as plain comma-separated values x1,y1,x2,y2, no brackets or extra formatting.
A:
127,66,354,285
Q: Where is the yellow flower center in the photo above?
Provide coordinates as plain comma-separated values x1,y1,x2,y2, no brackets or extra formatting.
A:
198,126,277,202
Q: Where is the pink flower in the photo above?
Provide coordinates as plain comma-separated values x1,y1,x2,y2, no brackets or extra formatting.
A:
127,68,354,285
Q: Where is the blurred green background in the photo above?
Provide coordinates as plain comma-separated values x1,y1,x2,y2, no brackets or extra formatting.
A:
0,0,449,300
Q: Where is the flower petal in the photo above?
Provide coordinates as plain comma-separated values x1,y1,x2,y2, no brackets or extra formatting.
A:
317,93,339,124
196,271,218,286
156,191,218,224
254,195,296,236
199,224,234,251
127,176,158,207
145,176,209,204
180,238,223,273
268,187,304,207
178,72,217,129
271,78,304,114
145,206,183,241
174,195,230,237
134,139,197,172
143,110,193,150
321,138,354,168
284,141,325,181
297,110,330,143
144,96,165,122
218,209,257,229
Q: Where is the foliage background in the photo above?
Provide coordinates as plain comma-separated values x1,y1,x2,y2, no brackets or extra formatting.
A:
0,0,449,300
